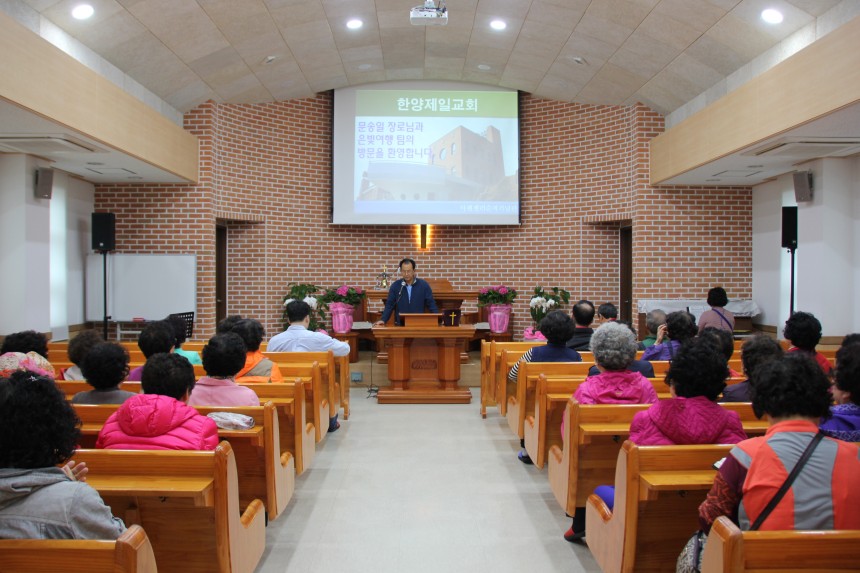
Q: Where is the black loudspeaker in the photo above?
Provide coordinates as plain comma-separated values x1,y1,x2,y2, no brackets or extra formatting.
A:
34,168,53,199
793,170,813,202
781,206,798,249
92,212,116,251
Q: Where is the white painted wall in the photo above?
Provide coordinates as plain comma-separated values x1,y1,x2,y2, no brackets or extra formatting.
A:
752,157,858,336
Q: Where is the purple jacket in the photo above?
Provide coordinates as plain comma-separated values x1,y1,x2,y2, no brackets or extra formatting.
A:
96,394,218,451
573,370,659,406
630,396,747,446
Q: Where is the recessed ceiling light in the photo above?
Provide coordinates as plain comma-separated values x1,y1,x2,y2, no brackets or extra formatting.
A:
761,8,783,24
347,19,363,29
71,4,94,20
477,64,491,71
490,20,506,31
358,63,372,70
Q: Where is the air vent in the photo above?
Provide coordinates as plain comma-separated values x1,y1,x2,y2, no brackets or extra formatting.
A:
744,137,860,158
0,135,103,154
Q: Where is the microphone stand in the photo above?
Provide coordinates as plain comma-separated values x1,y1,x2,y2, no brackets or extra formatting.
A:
393,280,406,326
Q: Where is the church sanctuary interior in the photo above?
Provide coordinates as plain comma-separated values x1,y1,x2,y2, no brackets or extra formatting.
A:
1,1,860,572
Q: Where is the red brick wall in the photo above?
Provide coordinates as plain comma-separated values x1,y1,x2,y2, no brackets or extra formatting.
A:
95,94,752,340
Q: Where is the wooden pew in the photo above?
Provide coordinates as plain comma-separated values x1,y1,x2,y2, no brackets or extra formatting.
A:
75,442,266,573
240,380,316,475
506,361,593,439
548,399,768,516
485,341,544,416
585,441,733,573
73,402,295,521
276,362,327,443
0,524,157,573
56,380,142,400
265,350,351,422
700,515,860,573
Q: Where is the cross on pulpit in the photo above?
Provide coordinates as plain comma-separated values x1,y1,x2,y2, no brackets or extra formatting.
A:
449,311,457,323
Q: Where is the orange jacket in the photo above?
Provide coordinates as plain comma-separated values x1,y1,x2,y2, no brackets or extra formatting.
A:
235,350,283,383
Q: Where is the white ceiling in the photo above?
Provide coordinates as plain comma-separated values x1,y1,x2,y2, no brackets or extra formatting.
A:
2,0,858,185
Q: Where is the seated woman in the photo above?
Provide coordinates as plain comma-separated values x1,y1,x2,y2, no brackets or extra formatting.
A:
127,321,175,381
570,337,749,543
820,343,860,442
720,335,783,403
72,342,134,405
229,318,283,383
0,371,126,539
698,353,860,533
587,321,654,378
697,286,734,334
641,310,696,361
509,311,581,464
699,327,741,378
0,351,55,379
563,321,659,543
573,321,658,405
0,330,55,378
783,311,833,375
63,330,103,380
96,353,218,450
167,314,202,365
188,333,259,407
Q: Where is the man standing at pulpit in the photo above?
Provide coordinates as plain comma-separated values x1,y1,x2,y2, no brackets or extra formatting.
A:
375,258,438,326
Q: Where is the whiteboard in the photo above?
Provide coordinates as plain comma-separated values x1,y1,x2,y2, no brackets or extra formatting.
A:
86,254,197,322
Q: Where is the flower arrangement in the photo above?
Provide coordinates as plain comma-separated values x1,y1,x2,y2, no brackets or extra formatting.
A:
529,285,570,325
477,284,518,306
282,282,326,331
320,284,366,306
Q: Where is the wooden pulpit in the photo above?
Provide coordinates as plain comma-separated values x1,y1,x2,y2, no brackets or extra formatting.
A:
372,324,475,404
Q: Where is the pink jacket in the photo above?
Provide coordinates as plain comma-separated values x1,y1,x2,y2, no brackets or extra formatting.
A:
573,370,659,405
630,396,747,446
96,394,218,451
188,376,260,407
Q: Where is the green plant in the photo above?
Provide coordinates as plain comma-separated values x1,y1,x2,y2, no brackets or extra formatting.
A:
282,282,326,331
528,286,570,325
319,285,366,306
477,285,518,306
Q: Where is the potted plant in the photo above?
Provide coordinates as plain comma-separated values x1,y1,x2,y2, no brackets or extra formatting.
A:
525,286,570,339
319,285,366,333
478,285,518,334
282,283,326,332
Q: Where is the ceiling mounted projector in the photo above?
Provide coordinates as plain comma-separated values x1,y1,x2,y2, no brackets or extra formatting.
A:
411,0,447,26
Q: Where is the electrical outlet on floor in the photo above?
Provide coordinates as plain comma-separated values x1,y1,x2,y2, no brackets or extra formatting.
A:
350,372,363,383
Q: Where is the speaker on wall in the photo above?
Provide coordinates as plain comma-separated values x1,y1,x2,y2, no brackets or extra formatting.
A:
92,212,116,252
781,205,798,250
793,170,813,202
34,168,53,199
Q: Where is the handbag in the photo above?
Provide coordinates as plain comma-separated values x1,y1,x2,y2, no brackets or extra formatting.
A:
676,431,825,573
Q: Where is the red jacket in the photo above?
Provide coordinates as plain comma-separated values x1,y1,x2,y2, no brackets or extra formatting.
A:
96,394,218,451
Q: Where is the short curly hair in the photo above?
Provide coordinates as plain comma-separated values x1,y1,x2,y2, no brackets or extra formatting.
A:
67,330,103,366
707,287,729,307
665,336,728,401
0,330,49,359
0,371,80,468
841,333,860,347
590,321,637,371
141,353,195,400
202,333,247,377
138,321,175,358
216,315,243,334
537,311,575,345
699,327,734,361
834,343,860,406
666,311,697,344
740,335,783,379
80,343,130,390
229,319,264,351
783,311,822,351
749,352,832,420
166,315,189,348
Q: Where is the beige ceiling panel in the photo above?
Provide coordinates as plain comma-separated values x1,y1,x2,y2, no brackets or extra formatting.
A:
344,68,387,84
424,68,464,81
641,66,705,107
583,0,657,31
62,9,146,53
705,13,777,61
215,73,265,101
125,51,196,100
664,52,723,95
281,19,335,46
223,83,274,104
308,74,349,93
233,32,294,67
684,33,746,76
461,68,503,83
507,50,552,73
612,32,681,77
577,63,648,105
785,0,841,17
269,84,316,101
468,26,518,50
547,59,600,85
559,31,618,63
465,44,513,67
475,0,531,20
164,78,215,110
652,0,728,34
126,0,230,63
38,0,126,30
200,1,279,45
425,25,472,47
637,12,704,52
499,76,539,94
254,58,304,86
512,36,565,61
705,0,742,11
501,63,545,85
385,67,425,80
340,44,384,63
267,1,327,28
538,73,588,97
425,56,465,70
729,0,815,40
575,13,635,49
377,9,412,29
188,46,244,79
525,0,588,28
426,39,470,59
292,46,342,69
108,32,183,82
